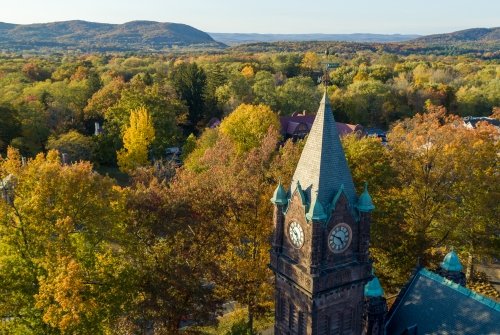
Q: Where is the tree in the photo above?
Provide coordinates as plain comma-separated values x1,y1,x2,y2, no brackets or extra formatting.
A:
118,174,225,334
383,105,499,286
277,76,321,115
0,148,131,334
0,104,21,153
117,106,155,173
252,71,278,110
46,130,96,163
219,104,280,154
169,62,209,132
300,51,320,75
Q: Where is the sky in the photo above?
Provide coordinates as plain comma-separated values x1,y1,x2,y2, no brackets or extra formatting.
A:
0,0,498,35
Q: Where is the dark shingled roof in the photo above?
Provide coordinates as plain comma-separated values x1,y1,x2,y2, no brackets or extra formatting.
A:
290,93,357,208
386,268,500,335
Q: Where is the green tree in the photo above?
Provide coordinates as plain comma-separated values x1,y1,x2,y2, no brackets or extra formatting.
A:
170,62,209,132
46,130,96,163
0,104,21,153
252,71,278,110
277,76,321,115
117,106,155,173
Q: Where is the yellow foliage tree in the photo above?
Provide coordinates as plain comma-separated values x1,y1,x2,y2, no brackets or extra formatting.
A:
117,106,155,173
219,104,280,153
300,51,320,72
241,65,255,79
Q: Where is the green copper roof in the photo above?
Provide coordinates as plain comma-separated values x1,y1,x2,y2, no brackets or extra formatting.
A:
306,196,328,221
365,273,384,297
290,92,357,212
386,268,500,335
440,250,463,272
357,182,375,212
270,181,288,205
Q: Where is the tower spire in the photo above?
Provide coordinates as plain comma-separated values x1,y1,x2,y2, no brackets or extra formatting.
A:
290,93,357,210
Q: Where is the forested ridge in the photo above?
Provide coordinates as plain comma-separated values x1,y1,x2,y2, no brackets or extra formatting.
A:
0,20,225,53
0,49,499,333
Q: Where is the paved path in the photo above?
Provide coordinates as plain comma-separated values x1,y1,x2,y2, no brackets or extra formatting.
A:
261,328,273,335
476,262,500,293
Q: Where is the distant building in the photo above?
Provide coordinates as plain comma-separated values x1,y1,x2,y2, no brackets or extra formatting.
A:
279,111,364,140
463,116,500,130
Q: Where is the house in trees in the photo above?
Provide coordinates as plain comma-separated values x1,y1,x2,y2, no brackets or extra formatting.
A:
279,111,364,141
269,93,500,335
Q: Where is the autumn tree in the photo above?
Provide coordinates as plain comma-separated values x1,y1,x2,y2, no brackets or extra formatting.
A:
0,148,131,334
380,105,500,287
219,104,280,153
117,106,155,173
300,51,320,76
118,173,226,334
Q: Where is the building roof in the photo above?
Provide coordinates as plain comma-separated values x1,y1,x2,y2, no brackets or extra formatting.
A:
441,250,463,272
386,268,500,335
463,116,500,129
357,182,375,212
279,113,363,138
365,273,384,297
270,181,288,205
290,93,357,210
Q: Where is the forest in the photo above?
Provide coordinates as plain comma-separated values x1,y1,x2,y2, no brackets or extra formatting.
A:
0,49,499,334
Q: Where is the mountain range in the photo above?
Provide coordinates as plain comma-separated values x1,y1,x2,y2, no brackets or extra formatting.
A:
209,33,421,45
0,20,497,53
0,20,224,52
412,27,500,44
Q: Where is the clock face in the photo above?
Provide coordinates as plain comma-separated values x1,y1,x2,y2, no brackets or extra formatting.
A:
288,221,304,249
328,223,352,253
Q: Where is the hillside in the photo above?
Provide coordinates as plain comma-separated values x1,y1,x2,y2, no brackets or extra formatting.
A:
0,20,226,52
412,27,500,44
209,33,420,45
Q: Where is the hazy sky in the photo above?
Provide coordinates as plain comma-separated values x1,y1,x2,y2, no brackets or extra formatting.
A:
1,0,498,34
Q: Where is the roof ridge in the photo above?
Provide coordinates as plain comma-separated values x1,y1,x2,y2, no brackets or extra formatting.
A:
419,268,500,312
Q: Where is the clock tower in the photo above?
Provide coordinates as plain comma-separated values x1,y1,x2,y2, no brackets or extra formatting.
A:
270,93,374,335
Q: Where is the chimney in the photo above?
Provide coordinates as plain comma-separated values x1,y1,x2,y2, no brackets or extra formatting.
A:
61,153,69,165
94,122,101,136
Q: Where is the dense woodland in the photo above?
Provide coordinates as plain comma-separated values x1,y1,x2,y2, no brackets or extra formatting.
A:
0,50,499,334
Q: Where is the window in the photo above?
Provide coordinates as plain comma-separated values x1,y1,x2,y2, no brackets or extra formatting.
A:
298,311,305,335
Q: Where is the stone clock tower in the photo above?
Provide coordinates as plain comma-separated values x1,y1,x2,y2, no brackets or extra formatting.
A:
270,93,375,335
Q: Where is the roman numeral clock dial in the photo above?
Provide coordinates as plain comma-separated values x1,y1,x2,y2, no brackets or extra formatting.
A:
328,223,352,253
288,221,304,248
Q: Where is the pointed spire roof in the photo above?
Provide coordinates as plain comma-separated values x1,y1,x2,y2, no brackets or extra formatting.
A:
270,181,288,205
358,182,375,212
365,272,384,297
291,92,357,210
441,250,463,272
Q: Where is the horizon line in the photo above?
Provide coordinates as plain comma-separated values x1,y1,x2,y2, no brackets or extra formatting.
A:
1,19,498,36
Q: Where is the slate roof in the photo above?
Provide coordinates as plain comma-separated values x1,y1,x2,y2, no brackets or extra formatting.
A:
279,113,363,139
290,93,357,209
386,268,500,335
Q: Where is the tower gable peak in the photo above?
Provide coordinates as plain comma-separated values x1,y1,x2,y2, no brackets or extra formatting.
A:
290,93,357,210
